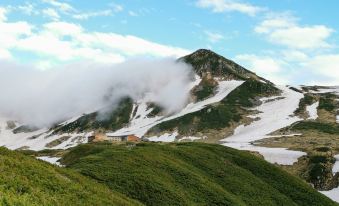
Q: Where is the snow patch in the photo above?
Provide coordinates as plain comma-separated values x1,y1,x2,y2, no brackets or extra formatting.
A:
148,132,178,142
306,101,319,120
222,86,306,165
320,187,339,203
332,154,339,175
37,156,61,166
0,117,90,151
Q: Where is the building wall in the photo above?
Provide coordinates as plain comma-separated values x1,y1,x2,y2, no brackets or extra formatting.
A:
107,136,125,142
127,135,140,142
92,133,108,142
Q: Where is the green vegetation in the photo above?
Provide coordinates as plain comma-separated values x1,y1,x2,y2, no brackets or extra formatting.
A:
318,93,338,112
45,136,71,148
6,121,16,130
53,97,133,133
149,103,241,136
13,125,39,134
193,77,218,101
307,155,336,189
181,49,255,80
146,103,164,118
0,147,141,206
294,94,317,115
222,79,280,107
61,142,337,206
278,153,337,191
291,121,339,135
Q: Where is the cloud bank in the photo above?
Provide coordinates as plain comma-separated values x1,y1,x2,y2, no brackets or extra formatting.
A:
0,59,193,127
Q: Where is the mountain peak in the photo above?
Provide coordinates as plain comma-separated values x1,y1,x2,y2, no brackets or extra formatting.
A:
189,49,218,56
180,49,271,83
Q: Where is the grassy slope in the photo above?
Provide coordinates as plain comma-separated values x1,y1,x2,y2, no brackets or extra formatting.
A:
0,147,141,206
61,142,337,206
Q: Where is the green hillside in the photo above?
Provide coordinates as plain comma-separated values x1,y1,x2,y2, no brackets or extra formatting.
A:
0,147,141,206
61,142,337,206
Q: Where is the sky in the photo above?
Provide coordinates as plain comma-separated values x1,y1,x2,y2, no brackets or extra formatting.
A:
0,0,339,85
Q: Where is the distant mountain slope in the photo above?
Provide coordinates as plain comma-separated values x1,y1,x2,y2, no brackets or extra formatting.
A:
61,142,337,206
0,147,141,206
52,49,279,137
146,79,280,141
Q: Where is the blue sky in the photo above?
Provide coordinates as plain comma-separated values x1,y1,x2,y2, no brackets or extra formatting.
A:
0,0,339,85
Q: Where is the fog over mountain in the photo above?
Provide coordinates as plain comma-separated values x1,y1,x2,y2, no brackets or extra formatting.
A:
0,59,193,127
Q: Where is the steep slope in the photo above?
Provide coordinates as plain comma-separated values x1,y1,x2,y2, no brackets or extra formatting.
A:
144,50,281,142
0,147,141,206
60,142,337,206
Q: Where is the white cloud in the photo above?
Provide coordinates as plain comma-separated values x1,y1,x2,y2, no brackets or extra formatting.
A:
0,49,12,60
302,54,339,85
204,31,224,43
236,51,339,85
109,3,123,12
16,23,125,63
281,50,308,62
42,8,60,20
0,8,32,59
17,3,39,16
128,11,138,17
0,21,32,50
0,7,7,22
44,21,83,36
0,16,190,65
235,54,289,84
76,32,190,58
0,59,193,126
196,0,264,16
255,15,334,49
42,0,75,12
73,10,113,20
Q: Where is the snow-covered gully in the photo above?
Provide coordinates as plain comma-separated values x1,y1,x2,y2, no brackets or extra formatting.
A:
221,86,306,165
